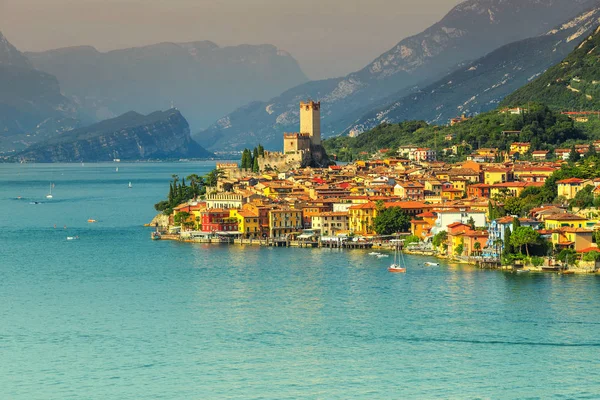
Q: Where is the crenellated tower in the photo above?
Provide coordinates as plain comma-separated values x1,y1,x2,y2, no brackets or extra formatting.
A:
300,101,321,146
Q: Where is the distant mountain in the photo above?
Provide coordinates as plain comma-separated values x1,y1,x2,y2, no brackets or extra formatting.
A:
17,109,212,162
0,31,79,154
345,4,600,134
502,23,600,110
197,0,592,151
26,42,308,131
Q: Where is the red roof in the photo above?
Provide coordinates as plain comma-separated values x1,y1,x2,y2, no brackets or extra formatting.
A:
557,178,585,184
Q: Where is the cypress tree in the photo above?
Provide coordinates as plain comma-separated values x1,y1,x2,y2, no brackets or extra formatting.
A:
504,226,513,255
168,183,174,205
253,155,259,173
258,144,264,156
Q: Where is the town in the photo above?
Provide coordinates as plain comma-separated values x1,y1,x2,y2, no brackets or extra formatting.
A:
151,102,600,273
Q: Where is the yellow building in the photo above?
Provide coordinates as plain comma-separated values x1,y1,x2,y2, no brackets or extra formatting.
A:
544,213,592,230
490,182,542,198
230,209,260,238
556,178,593,200
268,208,303,238
348,202,377,235
551,228,594,252
450,178,467,195
484,168,511,185
312,212,349,236
510,142,531,154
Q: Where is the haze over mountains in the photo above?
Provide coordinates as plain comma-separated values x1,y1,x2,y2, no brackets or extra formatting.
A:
0,31,82,154
3,0,599,160
26,42,308,132
197,0,593,151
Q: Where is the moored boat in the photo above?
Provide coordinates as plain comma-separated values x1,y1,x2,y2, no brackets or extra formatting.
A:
151,232,162,240
87,219,97,223
388,237,407,273
424,262,439,266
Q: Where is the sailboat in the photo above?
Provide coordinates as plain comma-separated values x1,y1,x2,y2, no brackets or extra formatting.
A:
388,239,406,273
46,183,54,199
116,167,119,172
128,182,132,189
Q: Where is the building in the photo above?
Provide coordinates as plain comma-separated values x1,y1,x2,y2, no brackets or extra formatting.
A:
205,192,243,210
230,208,260,238
544,213,593,230
510,142,531,154
268,208,303,238
551,228,594,252
201,209,239,233
311,212,349,236
556,178,593,200
259,101,329,171
410,148,436,163
433,210,487,234
348,202,377,236
394,181,425,200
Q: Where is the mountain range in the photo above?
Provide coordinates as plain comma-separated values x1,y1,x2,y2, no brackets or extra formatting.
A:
26,42,308,132
0,31,79,153
502,24,600,109
344,4,600,134
17,109,211,162
196,0,593,151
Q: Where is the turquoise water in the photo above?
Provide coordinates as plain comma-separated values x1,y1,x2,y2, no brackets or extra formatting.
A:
1,163,600,399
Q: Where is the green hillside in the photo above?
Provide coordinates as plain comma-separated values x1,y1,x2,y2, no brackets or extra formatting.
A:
502,28,600,110
324,105,586,161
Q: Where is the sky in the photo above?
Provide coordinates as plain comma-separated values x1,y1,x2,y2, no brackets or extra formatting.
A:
0,0,463,79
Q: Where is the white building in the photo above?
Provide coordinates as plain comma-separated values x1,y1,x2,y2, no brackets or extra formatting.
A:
431,210,487,235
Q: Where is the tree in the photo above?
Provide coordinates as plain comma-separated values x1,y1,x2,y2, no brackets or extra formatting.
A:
174,211,191,227
205,168,225,187
252,155,260,173
258,144,265,156
504,226,513,255
404,235,420,246
373,206,411,235
467,216,476,230
569,145,580,163
474,241,481,256
510,226,540,257
455,239,464,256
432,230,448,248
569,185,595,209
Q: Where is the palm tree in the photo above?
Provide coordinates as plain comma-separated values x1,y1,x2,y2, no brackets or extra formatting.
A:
474,242,481,256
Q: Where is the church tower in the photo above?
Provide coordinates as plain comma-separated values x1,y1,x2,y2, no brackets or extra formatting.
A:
300,101,321,146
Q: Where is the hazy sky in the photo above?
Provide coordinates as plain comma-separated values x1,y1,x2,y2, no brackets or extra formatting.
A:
0,0,462,79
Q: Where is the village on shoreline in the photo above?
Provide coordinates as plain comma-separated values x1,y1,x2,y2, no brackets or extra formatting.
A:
149,102,600,274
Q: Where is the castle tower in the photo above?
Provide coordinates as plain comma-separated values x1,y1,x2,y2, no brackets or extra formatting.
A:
300,101,321,146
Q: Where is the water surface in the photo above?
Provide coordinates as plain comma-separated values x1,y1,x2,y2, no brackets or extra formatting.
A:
1,163,599,399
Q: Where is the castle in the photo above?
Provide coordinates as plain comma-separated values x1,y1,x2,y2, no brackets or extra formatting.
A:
259,101,329,172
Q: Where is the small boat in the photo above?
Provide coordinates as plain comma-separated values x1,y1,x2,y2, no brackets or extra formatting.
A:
46,183,54,199
559,270,575,275
66,236,79,241
424,262,439,266
368,252,382,256
128,182,132,188
376,254,389,258
87,219,97,223
151,232,161,240
388,239,407,273
30,201,41,205
116,167,119,172
515,269,530,274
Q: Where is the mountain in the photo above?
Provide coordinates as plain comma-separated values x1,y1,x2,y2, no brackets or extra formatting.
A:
197,0,592,151
17,109,212,162
26,42,308,131
345,4,600,134
0,32,79,154
502,23,600,109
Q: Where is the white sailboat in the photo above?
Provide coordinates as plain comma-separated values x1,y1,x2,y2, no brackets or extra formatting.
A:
46,183,54,199
128,181,132,188
116,167,119,172
388,238,406,273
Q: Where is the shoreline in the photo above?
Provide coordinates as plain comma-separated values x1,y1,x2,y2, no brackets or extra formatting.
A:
150,229,599,275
